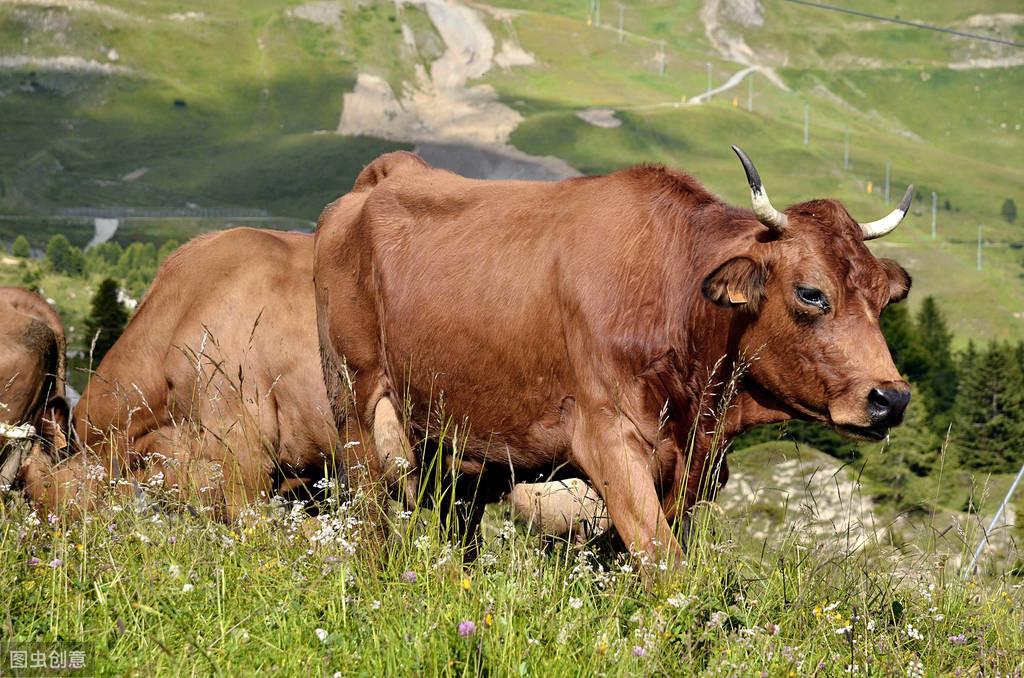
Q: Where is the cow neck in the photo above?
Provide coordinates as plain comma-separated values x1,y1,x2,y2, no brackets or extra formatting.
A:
648,199,793,450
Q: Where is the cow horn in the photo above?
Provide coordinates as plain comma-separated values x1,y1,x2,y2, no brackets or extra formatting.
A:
860,185,914,240
731,145,788,233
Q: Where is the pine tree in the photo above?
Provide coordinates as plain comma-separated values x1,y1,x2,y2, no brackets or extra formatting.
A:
11,235,30,258
881,304,927,382
915,297,957,420
954,342,1024,473
886,385,942,477
1002,198,1017,224
84,241,123,276
84,278,129,364
45,234,85,276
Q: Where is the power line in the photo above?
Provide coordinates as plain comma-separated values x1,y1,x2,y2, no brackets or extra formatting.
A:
781,0,1024,48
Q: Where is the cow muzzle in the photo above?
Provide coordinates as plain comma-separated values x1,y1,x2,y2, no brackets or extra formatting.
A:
834,382,910,440
868,386,911,428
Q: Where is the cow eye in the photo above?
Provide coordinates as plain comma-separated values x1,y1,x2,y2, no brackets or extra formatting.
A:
795,286,830,311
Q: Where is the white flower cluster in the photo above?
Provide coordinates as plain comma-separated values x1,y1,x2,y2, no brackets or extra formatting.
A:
666,592,695,609
306,504,363,557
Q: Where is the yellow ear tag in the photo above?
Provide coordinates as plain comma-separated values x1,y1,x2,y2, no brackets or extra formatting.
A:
52,425,68,451
726,284,748,305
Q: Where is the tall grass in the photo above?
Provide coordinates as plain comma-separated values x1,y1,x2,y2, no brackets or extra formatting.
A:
2,342,1020,675
3,466,1022,675
4,358,1024,675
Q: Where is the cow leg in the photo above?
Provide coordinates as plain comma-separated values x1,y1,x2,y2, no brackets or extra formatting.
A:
370,393,419,508
20,449,114,518
571,413,682,569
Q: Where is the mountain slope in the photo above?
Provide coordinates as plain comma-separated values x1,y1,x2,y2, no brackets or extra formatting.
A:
1,0,1021,342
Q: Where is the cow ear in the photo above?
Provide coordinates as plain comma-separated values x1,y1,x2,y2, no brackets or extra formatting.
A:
702,256,768,311
38,395,71,456
878,258,911,304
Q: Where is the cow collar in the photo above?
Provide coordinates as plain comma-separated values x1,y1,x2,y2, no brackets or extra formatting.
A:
1,425,35,490
0,422,36,439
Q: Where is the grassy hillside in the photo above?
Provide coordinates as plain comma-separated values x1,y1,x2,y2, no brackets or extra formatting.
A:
487,1,1024,344
1,0,1021,347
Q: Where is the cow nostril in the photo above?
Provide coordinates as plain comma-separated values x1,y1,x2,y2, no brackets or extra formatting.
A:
868,388,891,412
868,387,911,425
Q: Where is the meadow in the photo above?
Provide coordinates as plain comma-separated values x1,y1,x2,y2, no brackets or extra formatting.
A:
4,438,1023,676
3,0,1023,674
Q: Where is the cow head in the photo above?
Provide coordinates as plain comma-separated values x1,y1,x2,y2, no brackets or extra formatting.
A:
703,146,912,440
0,289,71,486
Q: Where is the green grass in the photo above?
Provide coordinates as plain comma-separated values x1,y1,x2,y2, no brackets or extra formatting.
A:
3,461,1022,676
3,2,1024,673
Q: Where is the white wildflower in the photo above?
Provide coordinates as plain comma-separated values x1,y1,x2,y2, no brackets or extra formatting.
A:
667,593,693,609
499,520,515,541
706,611,729,629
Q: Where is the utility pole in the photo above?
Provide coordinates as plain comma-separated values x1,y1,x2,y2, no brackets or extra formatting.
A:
706,62,712,101
657,40,665,76
747,73,753,112
594,0,600,25
965,461,1024,578
977,225,983,271
843,127,849,169
803,103,809,145
618,4,624,43
884,161,891,204
931,191,937,239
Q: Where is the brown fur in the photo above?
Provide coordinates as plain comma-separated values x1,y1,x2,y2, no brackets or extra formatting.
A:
314,153,911,563
0,287,65,428
0,287,68,489
21,229,342,519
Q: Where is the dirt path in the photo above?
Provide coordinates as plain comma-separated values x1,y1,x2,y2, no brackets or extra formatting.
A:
698,0,788,93
338,0,521,144
0,56,130,75
337,0,577,180
0,0,135,20
687,64,768,104
86,217,118,249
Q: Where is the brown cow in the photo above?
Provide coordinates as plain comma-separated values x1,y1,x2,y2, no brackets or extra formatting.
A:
21,229,342,519
0,287,69,488
19,228,569,534
314,147,914,565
